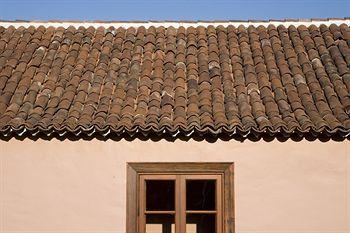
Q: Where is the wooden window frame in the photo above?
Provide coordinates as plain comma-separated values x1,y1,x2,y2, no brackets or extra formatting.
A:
126,163,234,233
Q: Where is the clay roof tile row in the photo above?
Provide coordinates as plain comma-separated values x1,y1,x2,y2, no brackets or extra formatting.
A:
0,20,350,138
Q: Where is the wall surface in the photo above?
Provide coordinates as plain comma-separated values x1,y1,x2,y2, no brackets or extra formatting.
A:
0,137,349,233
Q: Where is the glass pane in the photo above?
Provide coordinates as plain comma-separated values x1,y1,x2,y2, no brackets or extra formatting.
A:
186,180,216,210
146,180,175,211
186,214,216,233
146,214,175,233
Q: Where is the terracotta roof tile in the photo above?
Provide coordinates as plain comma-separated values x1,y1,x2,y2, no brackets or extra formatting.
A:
0,21,349,137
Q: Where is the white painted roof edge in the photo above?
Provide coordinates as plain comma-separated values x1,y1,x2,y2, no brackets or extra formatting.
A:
0,19,350,28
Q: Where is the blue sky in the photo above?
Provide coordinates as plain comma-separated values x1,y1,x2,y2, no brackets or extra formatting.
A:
0,0,349,21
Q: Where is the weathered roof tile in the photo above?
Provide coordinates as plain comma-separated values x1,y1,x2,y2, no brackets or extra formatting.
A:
0,21,349,137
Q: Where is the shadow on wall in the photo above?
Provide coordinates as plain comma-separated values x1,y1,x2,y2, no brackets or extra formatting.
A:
0,130,348,143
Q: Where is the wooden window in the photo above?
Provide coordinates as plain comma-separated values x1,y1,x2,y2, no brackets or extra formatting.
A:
127,163,234,233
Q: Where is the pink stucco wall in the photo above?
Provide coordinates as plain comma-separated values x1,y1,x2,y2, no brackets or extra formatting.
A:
0,138,349,233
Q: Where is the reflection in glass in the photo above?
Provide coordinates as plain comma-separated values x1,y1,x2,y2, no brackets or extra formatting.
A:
146,180,175,211
186,180,216,210
186,214,215,233
146,214,175,233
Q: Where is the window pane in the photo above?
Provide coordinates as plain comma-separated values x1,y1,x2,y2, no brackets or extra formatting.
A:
186,214,215,233
146,180,175,211
186,180,216,210
146,214,175,233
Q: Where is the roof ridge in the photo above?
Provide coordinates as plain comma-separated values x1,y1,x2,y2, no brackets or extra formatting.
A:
0,17,350,28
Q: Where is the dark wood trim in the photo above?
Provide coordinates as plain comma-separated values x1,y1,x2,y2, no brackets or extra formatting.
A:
128,162,232,173
224,163,235,233
126,162,234,233
126,164,138,233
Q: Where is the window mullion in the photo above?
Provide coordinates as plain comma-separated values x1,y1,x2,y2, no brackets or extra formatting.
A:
180,175,186,233
175,175,181,233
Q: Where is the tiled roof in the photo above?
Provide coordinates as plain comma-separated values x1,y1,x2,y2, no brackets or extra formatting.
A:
0,19,350,137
